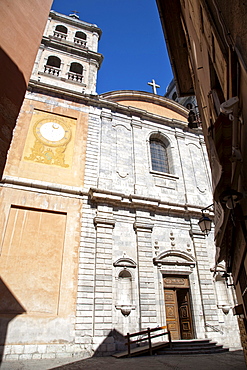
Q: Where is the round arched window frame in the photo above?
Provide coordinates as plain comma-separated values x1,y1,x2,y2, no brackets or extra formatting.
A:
46,56,61,68
55,25,68,34
75,31,87,40
150,138,170,173
69,62,83,75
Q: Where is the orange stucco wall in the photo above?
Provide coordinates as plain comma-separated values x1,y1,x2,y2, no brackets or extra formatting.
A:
114,99,186,121
0,0,52,177
4,97,89,187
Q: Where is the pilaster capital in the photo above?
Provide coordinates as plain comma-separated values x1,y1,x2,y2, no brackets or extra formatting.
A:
94,216,115,228
131,117,142,128
199,135,205,145
133,221,154,233
189,228,206,239
101,109,112,122
175,128,185,140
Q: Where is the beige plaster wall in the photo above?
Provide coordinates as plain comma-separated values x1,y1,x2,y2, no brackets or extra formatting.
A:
4,98,89,187
115,99,186,121
1,207,66,315
0,186,81,344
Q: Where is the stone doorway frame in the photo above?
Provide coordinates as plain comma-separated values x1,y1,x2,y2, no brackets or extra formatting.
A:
153,249,197,337
163,275,194,340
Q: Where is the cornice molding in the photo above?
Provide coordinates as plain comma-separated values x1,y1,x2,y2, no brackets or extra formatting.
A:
27,84,201,133
41,37,103,65
89,187,203,217
49,11,102,38
100,90,189,118
0,177,205,219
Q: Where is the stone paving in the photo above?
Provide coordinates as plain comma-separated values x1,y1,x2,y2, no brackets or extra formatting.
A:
0,350,245,370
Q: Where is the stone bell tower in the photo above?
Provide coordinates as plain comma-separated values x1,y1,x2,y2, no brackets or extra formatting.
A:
0,12,103,360
30,10,103,95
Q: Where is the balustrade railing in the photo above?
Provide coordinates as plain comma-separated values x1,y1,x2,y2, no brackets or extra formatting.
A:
44,65,60,76
67,71,83,83
74,37,87,48
53,31,67,40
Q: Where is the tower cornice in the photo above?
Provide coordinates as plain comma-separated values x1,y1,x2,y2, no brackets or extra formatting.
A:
41,36,104,65
49,10,102,38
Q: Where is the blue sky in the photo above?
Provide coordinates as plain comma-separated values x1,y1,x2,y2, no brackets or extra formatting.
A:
51,0,173,96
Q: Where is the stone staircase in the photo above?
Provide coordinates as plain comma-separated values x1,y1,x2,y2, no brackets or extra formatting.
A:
154,339,229,355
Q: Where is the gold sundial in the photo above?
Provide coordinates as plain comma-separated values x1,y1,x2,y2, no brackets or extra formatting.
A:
34,118,71,147
24,116,72,168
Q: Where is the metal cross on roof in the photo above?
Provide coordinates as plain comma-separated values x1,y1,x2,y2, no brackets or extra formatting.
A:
69,10,80,19
147,79,160,95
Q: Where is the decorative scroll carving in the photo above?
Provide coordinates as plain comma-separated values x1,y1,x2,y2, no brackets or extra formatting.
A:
25,141,69,167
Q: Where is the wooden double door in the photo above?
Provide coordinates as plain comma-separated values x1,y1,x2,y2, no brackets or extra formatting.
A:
164,276,194,340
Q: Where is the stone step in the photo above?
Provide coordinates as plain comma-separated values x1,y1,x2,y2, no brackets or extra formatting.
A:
154,339,229,355
156,347,229,355
169,340,219,348
171,339,214,346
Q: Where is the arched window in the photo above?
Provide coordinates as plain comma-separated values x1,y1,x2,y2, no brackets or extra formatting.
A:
54,25,68,40
55,25,67,34
69,62,83,74
68,62,83,82
150,138,169,173
47,56,61,68
75,31,86,40
74,31,87,47
44,56,61,76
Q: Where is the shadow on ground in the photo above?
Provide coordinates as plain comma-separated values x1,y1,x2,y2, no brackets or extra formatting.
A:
49,350,246,370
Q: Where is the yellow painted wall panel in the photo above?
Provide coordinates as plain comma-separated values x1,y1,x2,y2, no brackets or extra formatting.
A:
0,206,66,315
4,98,89,187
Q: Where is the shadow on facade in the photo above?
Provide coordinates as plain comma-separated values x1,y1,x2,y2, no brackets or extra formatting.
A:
0,47,27,178
50,329,126,369
0,278,26,363
92,329,126,356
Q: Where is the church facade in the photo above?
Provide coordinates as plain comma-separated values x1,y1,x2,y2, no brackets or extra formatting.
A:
0,11,241,360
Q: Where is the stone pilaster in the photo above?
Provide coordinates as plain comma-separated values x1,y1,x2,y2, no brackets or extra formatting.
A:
134,218,158,328
190,228,219,334
92,213,115,353
75,199,96,348
98,110,114,190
